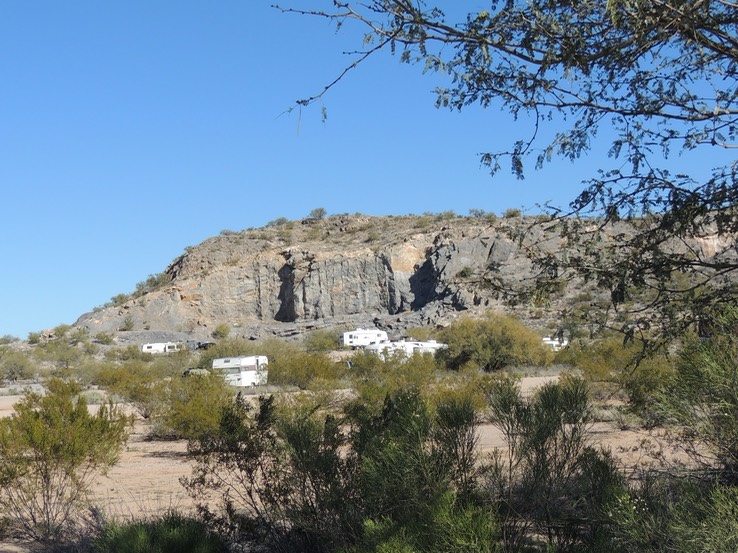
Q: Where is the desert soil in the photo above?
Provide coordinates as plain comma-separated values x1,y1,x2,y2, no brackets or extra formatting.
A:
0,376,665,552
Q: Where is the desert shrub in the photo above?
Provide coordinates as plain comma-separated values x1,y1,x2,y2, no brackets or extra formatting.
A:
97,361,171,420
0,379,130,542
607,473,738,553
212,323,231,340
0,335,17,345
350,351,439,406
309,207,327,219
184,387,494,553
656,307,738,476
269,349,346,389
94,510,229,553
437,313,552,372
503,208,522,218
0,349,33,382
266,216,290,227
94,332,114,345
120,316,134,331
155,373,233,440
303,328,340,353
405,326,435,341
562,337,673,407
483,375,625,551
104,344,151,362
32,339,83,371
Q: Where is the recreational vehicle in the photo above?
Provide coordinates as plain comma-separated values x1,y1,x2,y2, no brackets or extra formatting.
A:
211,355,268,387
365,340,447,359
141,342,184,354
340,328,389,348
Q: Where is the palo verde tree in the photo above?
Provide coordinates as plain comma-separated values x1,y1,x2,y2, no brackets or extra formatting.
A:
277,0,738,348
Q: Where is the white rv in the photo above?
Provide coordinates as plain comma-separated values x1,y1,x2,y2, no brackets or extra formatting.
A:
542,336,569,351
340,328,389,348
365,340,447,359
141,342,183,354
211,355,268,387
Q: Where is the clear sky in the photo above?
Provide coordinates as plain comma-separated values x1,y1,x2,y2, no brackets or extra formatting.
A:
0,1,721,339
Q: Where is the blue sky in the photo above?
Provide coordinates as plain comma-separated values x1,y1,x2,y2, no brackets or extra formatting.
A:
0,2,723,338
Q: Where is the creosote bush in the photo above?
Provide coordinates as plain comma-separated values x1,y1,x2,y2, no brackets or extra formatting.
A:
0,379,131,542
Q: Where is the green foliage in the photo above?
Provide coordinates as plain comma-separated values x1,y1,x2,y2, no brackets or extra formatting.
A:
0,335,17,345
456,266,473,278
27,331,41,344
561,337,673,406
502,208,521,218
266,216,290,227
302,328,339,353
657,307,738,476
484,375,626,551
32,339,83,371
94,510,229,553
438,313,552,372
110,293,131,307
350,350,439,405
608,474,738,553
0,349,33,382
184,386,492,553
120,316,134,331
212,323,231,340
134,273,170,297
95,331,114,345
156,373,233,440
97,361,171,420
0,379,131,542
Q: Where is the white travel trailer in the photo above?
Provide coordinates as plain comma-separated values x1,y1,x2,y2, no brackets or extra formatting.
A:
365,340,447,359
211,355,268,387
141,342,183,354
542,335,569,351
340,328,389,348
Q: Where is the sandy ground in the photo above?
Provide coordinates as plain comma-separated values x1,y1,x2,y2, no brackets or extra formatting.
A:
0,376,667,551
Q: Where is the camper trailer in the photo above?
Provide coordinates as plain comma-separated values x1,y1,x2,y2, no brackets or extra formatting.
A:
141,342,184,354
542,335,569,351
365,340,447,359
211,355,268,387
340,328,389,348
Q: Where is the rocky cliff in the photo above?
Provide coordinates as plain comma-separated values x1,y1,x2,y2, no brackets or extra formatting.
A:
75,212,723,344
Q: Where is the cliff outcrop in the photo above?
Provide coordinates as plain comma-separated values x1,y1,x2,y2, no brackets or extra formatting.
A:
74,213,733,344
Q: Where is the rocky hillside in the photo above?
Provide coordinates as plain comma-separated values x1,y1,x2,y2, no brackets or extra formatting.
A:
71,212,700,345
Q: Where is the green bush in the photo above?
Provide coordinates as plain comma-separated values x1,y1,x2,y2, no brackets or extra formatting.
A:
212,323,231,340
156,373,233,440
657,307,738,476
437,313,552,372
0,349,33,382
303,328,340,353
0,379,131,542
502,208,522,218
184,387,493,553
94,511,229,553
483,375,625,551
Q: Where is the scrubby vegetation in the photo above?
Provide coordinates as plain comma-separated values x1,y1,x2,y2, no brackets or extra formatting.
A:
2,309,738,551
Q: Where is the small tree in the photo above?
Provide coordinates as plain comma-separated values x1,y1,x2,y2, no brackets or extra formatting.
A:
438,313,552,372
308,207,327,220
0,379,131,542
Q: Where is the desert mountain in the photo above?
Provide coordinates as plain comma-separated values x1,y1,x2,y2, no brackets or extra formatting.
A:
73,213,731,345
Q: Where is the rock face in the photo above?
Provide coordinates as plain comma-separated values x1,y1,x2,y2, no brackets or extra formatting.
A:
75,215,543,341
76,213,733,343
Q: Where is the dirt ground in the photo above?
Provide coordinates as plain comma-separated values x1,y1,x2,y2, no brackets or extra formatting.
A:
0,376,668,552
